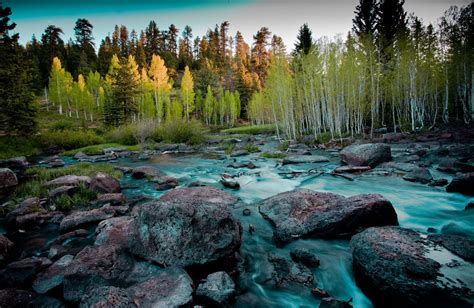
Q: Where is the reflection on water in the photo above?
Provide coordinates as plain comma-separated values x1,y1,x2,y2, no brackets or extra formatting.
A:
100,151,473,307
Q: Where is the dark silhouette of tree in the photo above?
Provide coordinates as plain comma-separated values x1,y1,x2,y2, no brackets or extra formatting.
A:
294,23,313,55
352,0,378,37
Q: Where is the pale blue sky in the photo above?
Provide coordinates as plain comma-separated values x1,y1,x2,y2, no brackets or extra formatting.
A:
6,0,472,51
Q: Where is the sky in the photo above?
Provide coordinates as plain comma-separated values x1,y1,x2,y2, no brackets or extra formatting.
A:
5,0,472,51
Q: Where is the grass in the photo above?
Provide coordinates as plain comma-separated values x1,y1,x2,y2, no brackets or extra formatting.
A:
244,144,261,153
223,142,235,155
61,143,139,156
12,163,123,212
277,140,290,151
221,124,276,135
260,152,287,159
40,129,105,150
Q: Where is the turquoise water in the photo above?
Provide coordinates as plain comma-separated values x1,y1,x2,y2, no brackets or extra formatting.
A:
106,148,473,308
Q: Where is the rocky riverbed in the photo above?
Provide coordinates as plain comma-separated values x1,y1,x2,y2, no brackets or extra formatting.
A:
0,129,473,307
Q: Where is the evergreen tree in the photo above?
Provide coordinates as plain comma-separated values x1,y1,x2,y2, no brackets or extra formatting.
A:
377,0,407,57
40,25,64,86
294,23,313,55
73,18,97,75
0,6,37,135
251,27,271,85
352,0,378,37
144,21,162,62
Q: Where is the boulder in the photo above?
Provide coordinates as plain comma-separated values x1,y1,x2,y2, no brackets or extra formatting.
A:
89,172,121,193
402,167,433,184
153,176,178,191
446,172,474,195
59,204,116,233
428,234,474,262
197,271,236,304
129,187,242,267
45,175,91,188
428,178,449,187
230,150,249,157
282,155,329,165
0,257,52,288
0,168,18,188
259,189,398,243
48,185,79,200
14,211,64,230
64,244,193,305
97,193,125,206
0,235,13,267
221,177,240,189
340,143,391,168
32,254,74,294
465,202,474,211
94,216,132,246
351,226,474,307
254,253,314,288
6,197,46,226
114,166,133,174
0,156,28,173
131,166,164,179
290,248,320,267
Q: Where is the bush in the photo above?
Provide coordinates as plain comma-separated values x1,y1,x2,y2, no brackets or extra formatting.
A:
0,136,40,159
50,120,74,131
154,120,206,145
104,124,137,145
244,144,261,153
221,124,275,135
41,129,105,151
61,143,139,156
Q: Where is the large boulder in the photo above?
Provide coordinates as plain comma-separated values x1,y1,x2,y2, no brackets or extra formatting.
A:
129,187,242,268
259,189,398,243
131,166,164,179
89,172,121,193
63,243,193,305
446,172,474,195
340,143,391,168
402,167,433,184
79,267,193,307
0,156,28,173
351,226,474,307
94,216,132,246
6,197,46,226
0,168,18,188
196,271,236,304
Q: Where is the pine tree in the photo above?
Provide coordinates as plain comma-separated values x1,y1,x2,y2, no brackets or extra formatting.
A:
74,18,97,73
294,23,313,55
181,65,195,121
377,0,407,58
352,0,378,38
0,6,37,135
251,27,271,85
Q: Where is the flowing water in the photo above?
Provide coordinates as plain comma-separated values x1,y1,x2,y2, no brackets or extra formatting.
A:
92,143,474,308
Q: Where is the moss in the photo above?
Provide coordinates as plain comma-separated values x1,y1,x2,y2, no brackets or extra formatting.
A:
221,124,275,135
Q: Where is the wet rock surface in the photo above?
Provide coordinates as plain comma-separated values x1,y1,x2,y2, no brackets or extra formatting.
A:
340,143,391,168
351,226,474,307
129,187,242,267
259,189,398,243
446,172,474,195
196,271,236,304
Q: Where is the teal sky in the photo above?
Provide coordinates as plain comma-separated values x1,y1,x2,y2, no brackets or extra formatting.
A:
5,0,471,51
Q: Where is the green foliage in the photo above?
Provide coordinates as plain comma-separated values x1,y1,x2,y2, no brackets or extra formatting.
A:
104,124,137,145
244,144,260,153
277,140,289,151
0,136,40,159
223,142,235,155
155,119,206,144
50,119,74,131
61,143,139,156
40,129,105,150
221,124,276,135
260,152,287,159
53,184,97,212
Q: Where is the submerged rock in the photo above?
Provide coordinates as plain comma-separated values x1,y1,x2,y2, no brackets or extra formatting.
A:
402,167,433,184
254,253,314,288
258,189,398,243
340,143,391,168
351,226,474,307
0,168,18,188
153,176,178,191
131,166,165,179
89,172,121,193
129,187,242,268
290,248,320,267
196,271,236,304
446,172,474,195
282,155,329,165
221,177,240,189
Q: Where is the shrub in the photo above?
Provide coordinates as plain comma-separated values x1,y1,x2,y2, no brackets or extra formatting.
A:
154,119,206,145
244,144,260,153
40,129,105,151
221,124,275,135
0,136,40,159
278,140,289,151
50,120,74,131
104,124,136,145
